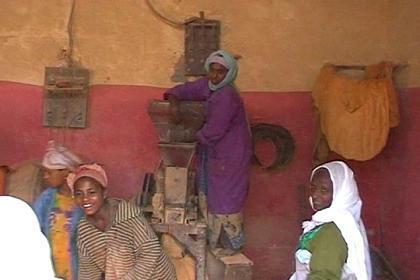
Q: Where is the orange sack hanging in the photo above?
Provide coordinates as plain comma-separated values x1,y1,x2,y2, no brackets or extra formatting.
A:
312,62,400,161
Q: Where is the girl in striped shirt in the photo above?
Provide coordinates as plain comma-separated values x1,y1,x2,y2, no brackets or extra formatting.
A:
68,164,176,280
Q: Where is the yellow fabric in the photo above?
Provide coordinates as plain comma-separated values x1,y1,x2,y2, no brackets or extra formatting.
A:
161,234,196,280
312,62,400,161
51,193,74,280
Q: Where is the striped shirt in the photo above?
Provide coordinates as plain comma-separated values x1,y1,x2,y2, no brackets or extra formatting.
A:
77,199,176,280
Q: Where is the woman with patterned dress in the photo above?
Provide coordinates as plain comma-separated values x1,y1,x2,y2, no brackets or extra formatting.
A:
33,140,83,280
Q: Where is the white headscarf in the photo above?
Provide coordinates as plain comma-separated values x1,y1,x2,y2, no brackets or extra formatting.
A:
204,50,238,91
303,161,371,280
42,140,82,171
0,196,61,280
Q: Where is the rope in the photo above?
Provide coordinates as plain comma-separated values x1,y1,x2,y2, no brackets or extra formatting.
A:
66,0,76,67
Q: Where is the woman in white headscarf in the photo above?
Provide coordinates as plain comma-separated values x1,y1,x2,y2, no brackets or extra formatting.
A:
0,196,61,280
32,140,83,280
290,161,371,280
164,50,252,255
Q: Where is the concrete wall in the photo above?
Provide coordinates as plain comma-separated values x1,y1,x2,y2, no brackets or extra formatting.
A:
1,1,420,279
388,0,420,87
0,82,315,279
1,0,420,90
1,82,419,279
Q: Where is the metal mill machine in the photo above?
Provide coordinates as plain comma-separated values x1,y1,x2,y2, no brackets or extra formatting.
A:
142,99,207,280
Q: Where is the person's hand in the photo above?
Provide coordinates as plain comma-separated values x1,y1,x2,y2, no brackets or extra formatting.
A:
167,94,181,124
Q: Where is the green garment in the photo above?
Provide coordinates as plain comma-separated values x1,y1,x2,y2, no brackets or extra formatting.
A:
300,222,348,280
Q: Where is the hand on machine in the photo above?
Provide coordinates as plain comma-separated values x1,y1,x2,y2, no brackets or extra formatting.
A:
167,94,181,124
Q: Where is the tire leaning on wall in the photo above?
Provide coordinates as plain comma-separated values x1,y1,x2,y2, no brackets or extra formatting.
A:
251,123,295,170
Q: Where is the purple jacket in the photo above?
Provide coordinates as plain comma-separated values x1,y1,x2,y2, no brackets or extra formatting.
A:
165,78,252,214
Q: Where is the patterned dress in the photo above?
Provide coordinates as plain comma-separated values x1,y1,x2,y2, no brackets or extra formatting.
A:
33,188,83,280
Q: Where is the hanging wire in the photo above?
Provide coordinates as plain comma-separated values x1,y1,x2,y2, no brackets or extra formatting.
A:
66,0,76,67
145,0,186,29
47,0,77,145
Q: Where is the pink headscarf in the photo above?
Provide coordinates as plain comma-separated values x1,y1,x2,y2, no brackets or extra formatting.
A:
67,163,108,193
42,140,82,171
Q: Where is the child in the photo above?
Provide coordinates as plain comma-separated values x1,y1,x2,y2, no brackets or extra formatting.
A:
33,140,83,280
289,161,371,280
69,163,176,280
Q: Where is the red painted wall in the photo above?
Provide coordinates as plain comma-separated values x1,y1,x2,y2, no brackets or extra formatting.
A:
343,88,420,280
0,81,419,279
242,92,315,279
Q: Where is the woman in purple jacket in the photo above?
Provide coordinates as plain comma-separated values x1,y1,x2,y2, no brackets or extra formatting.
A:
165,50,252,256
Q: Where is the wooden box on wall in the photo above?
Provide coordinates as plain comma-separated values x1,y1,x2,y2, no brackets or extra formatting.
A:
43,67,89,128
184,17,220,76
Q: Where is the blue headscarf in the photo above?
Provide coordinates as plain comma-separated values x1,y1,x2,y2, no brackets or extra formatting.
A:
204,50,238,91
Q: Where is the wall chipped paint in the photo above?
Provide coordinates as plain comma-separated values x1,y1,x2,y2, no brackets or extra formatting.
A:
1,0,420,91
0,1,71,82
